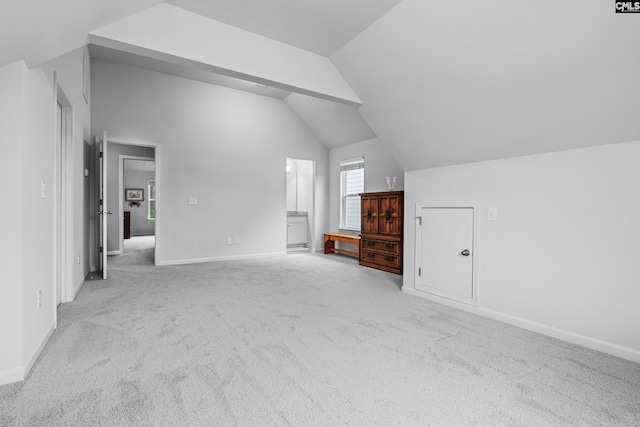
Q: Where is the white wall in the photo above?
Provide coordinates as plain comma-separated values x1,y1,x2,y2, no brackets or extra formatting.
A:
0,61,26,381
0,47,92,386
403,141,640,361
91,60,329,262
40,46,93,295
20,65,56,369
123,169,156,236
329,138,404,232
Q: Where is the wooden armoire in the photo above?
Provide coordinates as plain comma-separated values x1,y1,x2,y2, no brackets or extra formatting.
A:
359,191,404,274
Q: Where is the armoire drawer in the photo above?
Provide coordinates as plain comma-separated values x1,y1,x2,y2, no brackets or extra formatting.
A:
360,251,400,269
361,238,400,255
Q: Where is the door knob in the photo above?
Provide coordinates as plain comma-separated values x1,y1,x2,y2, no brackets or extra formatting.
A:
461,249,470,256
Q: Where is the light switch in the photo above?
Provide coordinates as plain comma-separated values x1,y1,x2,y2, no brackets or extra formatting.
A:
188,197,197,206
487,207,497,222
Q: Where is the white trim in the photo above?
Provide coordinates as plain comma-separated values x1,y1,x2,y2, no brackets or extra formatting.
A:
107,250,121,256
104,136,160,267
414,201,479,306
156,252,286,266
285,157,316,252
53,73,76,311
401,286,640,364
23,324,55,380
118,155,154,254
1,323,58,386
73,278,85,298
0,367,24,386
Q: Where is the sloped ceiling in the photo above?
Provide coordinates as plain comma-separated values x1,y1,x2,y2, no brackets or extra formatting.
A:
89,4,362,106
284,94,376,150
166,0,402,57
331,0,640,171
0,0,161,68
4,0,638,169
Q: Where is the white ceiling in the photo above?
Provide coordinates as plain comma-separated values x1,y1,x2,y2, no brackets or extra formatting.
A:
5,0,638,170
0,0,401,68
0,0,162,68
166,0,402,56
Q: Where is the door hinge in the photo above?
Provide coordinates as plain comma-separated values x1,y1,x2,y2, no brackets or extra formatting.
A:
417,217,422,225
99,246,103,253
418,267,421,276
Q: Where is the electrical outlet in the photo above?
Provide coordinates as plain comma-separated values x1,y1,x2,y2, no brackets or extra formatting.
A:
234,237,240,245
188,197,197,206
226,237,233,245
41,181,46,199
78,255,81,265
37,289,42,308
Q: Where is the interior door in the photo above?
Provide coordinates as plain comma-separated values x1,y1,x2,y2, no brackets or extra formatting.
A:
416,206,476,305
98,132,109,279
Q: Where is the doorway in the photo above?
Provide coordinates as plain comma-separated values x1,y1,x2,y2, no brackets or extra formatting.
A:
286,158,315,252
96,134,159,279
120,157,156,256
414,203,478,306
54,77,73,307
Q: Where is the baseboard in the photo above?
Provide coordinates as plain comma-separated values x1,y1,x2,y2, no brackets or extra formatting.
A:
107,250,122,256
0,367,24,386
73,277,85,299
0,323,56,386
402,286,640,364
23,324,55,380
156,251,286,266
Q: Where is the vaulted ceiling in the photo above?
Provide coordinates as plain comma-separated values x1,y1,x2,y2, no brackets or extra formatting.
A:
2,0,639,170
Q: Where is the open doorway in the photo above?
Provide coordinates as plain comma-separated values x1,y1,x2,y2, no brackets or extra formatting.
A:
286,158,315,253
118,158,156,265
94,135,159,279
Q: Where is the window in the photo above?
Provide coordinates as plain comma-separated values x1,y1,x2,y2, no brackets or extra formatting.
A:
148,179,156,220
340,158,364,230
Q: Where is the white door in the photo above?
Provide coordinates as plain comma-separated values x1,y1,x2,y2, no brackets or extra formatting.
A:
415,206,476,305
98,132,110,279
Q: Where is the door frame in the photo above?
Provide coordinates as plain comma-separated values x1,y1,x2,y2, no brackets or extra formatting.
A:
285,157,316,251
118,155,156,254
53,73,74,311
414,201,479,306
106,136,160,267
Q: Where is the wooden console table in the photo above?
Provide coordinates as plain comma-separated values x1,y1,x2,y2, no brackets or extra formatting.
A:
324,233,361,258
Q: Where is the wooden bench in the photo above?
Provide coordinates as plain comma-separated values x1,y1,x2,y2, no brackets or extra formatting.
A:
324,233,361,258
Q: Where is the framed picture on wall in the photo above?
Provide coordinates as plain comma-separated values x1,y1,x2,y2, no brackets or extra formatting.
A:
125,188,144,201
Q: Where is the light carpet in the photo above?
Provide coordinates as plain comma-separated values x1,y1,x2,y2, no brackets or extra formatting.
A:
1,239,639,426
